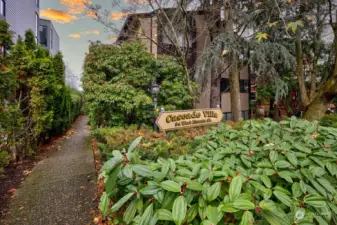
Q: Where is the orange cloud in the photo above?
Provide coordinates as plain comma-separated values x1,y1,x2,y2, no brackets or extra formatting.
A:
111,12,128,20
40,8,77,23
84,30,100,35
69,34,81,39
109,36,117,42
124,0,149,4
60,0,92,14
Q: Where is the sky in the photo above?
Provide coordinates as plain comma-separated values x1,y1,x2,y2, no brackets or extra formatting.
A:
39,0,128,82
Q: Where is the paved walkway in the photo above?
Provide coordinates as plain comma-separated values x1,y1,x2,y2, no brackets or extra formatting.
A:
2,116,97,225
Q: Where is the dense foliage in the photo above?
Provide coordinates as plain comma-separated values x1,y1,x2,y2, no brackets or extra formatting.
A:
99,117,337,225
82,41,196,128
0,22,81,170
93,126,206,161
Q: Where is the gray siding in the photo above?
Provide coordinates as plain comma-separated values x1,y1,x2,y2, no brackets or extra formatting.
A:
39,19,60,55
6,0,39,42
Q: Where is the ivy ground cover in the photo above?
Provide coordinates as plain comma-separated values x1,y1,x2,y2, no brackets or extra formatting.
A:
99,117,337,225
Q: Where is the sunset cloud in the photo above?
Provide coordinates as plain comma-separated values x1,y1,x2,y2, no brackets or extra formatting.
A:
60,0,92,15
109,36,117,42
124,0,149,4
111,12,128,20
84,30,100,35
40,8,77,23
69,34,81,39
69,30,100,39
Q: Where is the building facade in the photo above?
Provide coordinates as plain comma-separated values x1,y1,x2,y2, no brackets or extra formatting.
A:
117,10,250,119
39,19,60,55
1,0,40,42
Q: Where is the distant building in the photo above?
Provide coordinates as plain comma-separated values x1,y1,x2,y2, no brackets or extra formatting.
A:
0,0,40,42
117,10,250,120
39,19,60,55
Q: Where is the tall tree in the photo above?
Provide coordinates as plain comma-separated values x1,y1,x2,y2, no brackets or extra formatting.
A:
24,29,37,52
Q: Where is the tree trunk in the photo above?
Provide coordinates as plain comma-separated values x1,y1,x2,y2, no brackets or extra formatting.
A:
295,29,310,107
210,68,220,108
229,59,242,122
304,95,329,121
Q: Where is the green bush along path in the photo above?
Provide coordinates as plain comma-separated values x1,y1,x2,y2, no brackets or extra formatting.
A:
2,116,97,225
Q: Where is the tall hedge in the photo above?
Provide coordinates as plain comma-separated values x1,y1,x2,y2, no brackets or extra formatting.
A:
83,41,196,128
0,21,82,170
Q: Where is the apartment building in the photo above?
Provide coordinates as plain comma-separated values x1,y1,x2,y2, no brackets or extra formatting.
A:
39,19,60,55
0,1,59,55
0,0,40,42
116,10,250,119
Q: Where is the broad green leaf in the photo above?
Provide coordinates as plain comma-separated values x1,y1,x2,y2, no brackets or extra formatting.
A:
274,190,293,207
317,178,336,194
138,203,154,225
259,200,277,211
128,136,142,153
187,204,198,223
233,199,255,210
261,175,272,188
186,180,203,191
206,205,223,224
304,194,326,208
275,161,291,169
156,209,173,221
229,176,242,200
105,165,121,193
110,192,135,212
206,182,221,202
140,185,162,195
161,180,181,193
240,211,255,225
286,152,298,167
123,199,137,224
122,164,133,179
99,192,109,216
131,164,152,177
292,182,302,198
270,151,278,163
220,201,239,213
172,196,187,225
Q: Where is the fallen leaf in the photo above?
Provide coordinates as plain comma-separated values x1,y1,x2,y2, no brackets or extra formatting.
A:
7,188,16,194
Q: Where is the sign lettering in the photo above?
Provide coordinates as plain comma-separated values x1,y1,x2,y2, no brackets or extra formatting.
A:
156,108,223,131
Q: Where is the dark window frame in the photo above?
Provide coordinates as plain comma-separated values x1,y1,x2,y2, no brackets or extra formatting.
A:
0,0,5,16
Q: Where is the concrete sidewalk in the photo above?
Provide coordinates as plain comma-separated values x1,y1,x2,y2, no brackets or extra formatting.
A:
2,116,97,225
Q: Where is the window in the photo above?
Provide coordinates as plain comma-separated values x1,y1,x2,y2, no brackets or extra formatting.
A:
240,80,249,93
223,112,232,121
39,25,48,47
50,29,53,49
242,110,249,120
221,79,249,93
0,0,5,16
220,78,230,93
35,13,39,39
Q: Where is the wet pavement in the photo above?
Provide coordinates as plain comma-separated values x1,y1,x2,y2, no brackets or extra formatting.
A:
2,116,97,225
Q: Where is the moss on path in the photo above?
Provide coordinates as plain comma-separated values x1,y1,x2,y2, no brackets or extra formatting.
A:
1,116,97,225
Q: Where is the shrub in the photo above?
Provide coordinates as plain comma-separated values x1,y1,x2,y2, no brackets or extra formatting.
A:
321,114,337,128
0,150,9,173
93,126,206,161
83,41,196,128
99,117,337,225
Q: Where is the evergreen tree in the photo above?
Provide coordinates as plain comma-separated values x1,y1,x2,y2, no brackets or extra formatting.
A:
53,52,66,84
24,29,37,52
0,20,14,53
